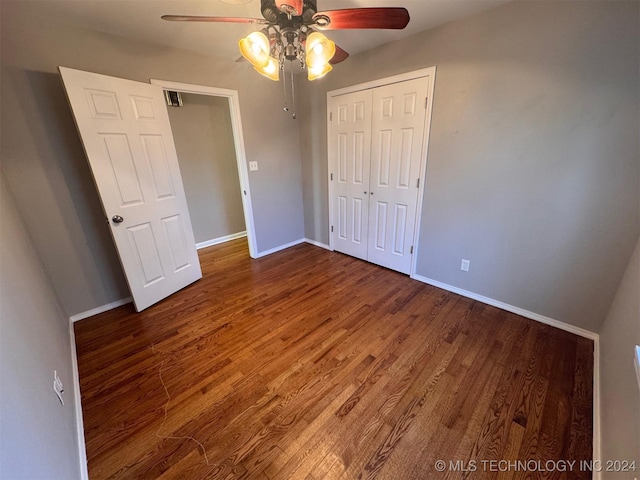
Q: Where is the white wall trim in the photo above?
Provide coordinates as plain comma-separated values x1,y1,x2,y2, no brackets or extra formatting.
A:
326,90,335,252
328,67,438,97
69,321,89,480
593,337,602,480
412,274,598,340
196,231,247,250
408,69,437,279
254,239,305,258
304,238,331,250
149,79,259,259
635,346,640,392
69,297,132,323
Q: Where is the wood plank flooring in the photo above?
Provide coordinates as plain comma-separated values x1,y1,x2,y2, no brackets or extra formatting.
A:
74,239,593,479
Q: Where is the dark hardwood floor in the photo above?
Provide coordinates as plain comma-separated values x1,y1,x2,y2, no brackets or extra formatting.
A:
74,239,593,479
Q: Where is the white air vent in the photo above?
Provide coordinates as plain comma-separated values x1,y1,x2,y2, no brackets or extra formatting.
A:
164,90,183,107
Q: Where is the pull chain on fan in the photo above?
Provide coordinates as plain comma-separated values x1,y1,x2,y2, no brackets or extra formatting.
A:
290,64,296,119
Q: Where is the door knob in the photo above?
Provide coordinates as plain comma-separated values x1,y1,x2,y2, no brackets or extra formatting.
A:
112,215,124,224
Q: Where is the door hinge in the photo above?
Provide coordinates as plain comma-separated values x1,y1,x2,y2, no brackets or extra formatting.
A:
331,226,334,233
330,112,333,121
410,246,414,254
425,97,428,109
416,178,420,188
330,173,333,181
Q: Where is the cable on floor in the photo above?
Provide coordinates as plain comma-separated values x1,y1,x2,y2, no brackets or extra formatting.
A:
152,343,212,466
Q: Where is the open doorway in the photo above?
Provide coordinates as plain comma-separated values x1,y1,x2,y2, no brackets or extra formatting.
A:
150,79,258,257
167,93,245,248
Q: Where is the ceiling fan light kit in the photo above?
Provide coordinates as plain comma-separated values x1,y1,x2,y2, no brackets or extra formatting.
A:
163,1,409,78
163,0,409,114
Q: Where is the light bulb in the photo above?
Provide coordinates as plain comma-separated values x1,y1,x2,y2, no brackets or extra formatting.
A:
254,56,280,81
239,31,270,68
308,62,332,81
305,32,336,69
264,60,277,74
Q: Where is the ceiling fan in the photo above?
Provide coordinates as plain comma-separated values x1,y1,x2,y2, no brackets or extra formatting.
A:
162,0,410,82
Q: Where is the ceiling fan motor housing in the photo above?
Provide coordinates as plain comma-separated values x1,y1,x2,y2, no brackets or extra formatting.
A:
261,0,317,23
275,0,302,16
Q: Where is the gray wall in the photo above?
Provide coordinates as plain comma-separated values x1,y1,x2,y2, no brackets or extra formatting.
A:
600,237,639,476
0,176,82,479
167,93,246,244
298,0,640,332
0,1,304,318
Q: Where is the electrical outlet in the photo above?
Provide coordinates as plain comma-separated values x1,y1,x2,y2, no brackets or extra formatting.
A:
53,370,64,405
461,259,470,272
249,161,259,171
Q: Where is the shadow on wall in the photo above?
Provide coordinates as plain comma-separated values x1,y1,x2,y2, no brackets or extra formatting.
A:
1,68,129,315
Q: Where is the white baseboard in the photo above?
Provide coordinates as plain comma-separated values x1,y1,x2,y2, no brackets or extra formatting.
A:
593,337,602,480
69,297,132,323
69,320,89,480
254,239,305,258
304,238,331,250
196,231,247,250
411,275,598,341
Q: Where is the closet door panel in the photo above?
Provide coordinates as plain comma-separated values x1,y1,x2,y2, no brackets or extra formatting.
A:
330,90,373,260
368,77,429,274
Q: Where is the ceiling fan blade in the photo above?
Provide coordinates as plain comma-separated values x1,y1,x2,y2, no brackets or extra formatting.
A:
330,45,349,65
313,8,409,30
161,15,269,24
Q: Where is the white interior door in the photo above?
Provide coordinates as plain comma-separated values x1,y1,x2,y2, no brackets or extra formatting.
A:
367,77,429,274
59,67,202,312
330,89,373,260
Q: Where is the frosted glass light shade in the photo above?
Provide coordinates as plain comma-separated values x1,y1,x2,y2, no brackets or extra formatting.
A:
254,56,280,81
305,32,336,69
239,31,270,68
308,62,332,81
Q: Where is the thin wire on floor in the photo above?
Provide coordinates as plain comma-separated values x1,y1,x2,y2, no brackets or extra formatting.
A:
152,343,212,466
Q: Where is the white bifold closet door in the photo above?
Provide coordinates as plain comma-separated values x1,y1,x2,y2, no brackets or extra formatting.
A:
331,76,429,274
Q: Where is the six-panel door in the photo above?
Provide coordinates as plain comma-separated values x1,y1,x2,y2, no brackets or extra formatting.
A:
59,67,202,311
367,77,429,274
330,89,373,261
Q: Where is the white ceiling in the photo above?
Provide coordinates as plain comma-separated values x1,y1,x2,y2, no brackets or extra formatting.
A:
35,0,510,62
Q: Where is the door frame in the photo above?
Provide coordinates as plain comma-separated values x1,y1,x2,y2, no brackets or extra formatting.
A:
326,66,437,278
150,79,258,258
